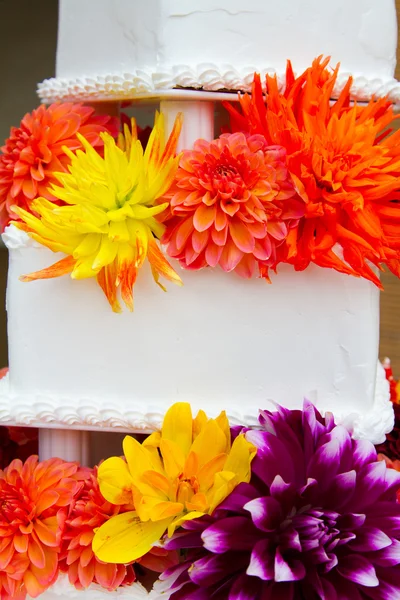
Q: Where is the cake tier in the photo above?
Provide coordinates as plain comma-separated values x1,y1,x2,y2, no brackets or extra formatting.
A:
27,575,151,600
37,0,400,104
0,225,393,444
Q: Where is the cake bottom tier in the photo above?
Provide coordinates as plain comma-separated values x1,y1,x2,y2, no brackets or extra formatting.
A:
27,575,155,599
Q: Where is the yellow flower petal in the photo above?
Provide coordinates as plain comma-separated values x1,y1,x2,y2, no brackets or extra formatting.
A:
97,457,134,505
123,435,161,475
207,471,237,515
186,492,208,513
215,411,231,453
162,402,193,458
197,453,227,493
223,434,257,484
92,511,172,563
142,470,170,497
148,500,183,521
160,439,186,480
193,410,208,440
167,511,205,538
191,419,227,469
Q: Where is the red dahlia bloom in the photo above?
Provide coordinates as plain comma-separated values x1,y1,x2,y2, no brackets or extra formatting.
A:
161,132,304,278
225,57,400,286
59,468,178,592
0,456,81,599
0,103,119,231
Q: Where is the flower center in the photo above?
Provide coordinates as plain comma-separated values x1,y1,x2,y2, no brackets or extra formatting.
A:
0,482,34,527
176,473,200,506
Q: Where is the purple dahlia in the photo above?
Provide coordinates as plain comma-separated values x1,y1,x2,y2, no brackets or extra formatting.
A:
161,402,400,600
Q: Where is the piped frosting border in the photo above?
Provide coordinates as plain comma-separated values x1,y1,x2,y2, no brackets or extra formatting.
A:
37,64,400,104
0,363,393,445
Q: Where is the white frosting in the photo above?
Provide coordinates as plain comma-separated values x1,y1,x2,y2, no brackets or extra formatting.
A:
27,575,149,599
37,68,400,105
38,0,399,103
2,224,390,444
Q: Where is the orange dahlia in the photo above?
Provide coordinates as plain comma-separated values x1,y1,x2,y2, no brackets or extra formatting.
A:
225,57,400,285
59,467,178,592
0,455,81,599
161,132,303,277
0,103,119,231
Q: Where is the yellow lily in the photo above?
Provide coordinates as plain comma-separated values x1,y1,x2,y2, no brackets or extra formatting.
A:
92,402,256,564
12,112,183,312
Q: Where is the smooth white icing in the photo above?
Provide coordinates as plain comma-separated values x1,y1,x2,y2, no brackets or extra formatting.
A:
2,224,389,444
38,0,399,103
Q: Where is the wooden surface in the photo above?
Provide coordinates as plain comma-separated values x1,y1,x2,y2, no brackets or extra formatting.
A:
380,2,400,372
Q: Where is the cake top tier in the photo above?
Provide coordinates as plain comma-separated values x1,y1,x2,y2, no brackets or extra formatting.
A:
38,0,400,104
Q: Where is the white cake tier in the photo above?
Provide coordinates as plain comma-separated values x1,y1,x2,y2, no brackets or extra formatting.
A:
0,225,393,444
27,575,151,600
37,0,400,104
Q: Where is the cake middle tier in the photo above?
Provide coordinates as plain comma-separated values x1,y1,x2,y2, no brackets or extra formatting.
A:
1,225,389,440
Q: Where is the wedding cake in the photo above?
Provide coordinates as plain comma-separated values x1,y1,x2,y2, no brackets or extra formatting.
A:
0,1,400,599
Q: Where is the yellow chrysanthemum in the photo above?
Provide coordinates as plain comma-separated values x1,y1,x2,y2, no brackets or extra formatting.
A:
12,112,183,312
92,402,256,564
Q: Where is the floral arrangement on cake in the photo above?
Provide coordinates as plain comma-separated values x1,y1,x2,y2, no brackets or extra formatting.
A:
1,57,400,311
0,401,398,599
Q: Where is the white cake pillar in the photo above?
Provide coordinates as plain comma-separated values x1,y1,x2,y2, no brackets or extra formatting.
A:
160,99,215,149
39,428,90,465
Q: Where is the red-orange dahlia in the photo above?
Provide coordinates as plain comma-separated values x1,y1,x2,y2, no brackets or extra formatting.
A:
161,132,304,277
225,57,400,285
0,455,81,599
0,103,119,231
59,468,178,592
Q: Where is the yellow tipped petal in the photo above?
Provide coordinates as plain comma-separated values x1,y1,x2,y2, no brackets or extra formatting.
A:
20,255,76,282
92,512,171,564
97,457,134,505
223,434,257,484
162,402,193,457
15,112,182,312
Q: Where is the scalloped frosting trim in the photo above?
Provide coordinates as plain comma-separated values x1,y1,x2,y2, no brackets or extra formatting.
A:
0,363,393,444
37,65,400,104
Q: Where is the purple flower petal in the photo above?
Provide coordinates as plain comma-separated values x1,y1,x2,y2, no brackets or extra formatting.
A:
244,496,283,532
189,553,247,587
336,513,366,531
202,517,258,553
216,483,259,515
274,547,306,582
337,555,379,587
307,438,341,487
373,539,400,567
352,439,378,469
228,573,263,600
246,430,296,487
349,526,392,552
246,539,274,580
323,470,356,510
351,462,396,512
